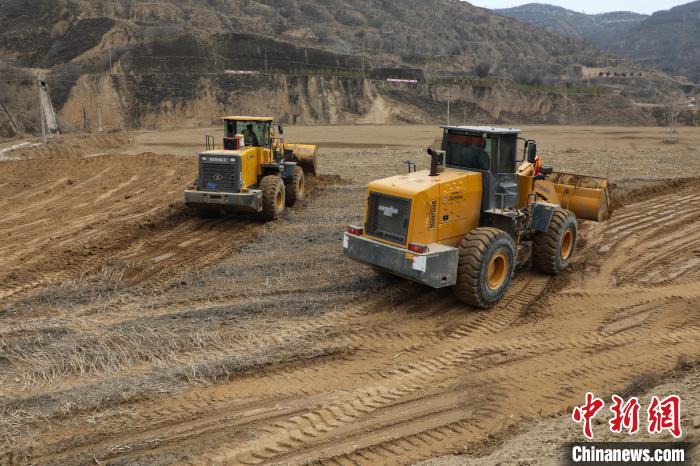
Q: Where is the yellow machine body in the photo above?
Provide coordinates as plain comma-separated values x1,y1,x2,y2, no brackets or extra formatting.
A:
363,169,483,248
363,167,609,252
234,145,265,189
184,116,317,214
343,124,611,304
220,116,318,178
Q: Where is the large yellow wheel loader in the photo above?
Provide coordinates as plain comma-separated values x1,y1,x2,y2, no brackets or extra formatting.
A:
184,116,317,220
343,125,610,308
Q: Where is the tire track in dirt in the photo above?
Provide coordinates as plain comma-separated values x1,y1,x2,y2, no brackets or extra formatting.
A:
22,260,554,462
0,154,338,299
6,185,700,465
0,153,195,298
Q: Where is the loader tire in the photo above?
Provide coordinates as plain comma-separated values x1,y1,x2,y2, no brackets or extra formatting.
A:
260,175,285,221
285,166,305,207
533,208,577,274
453,227,515,309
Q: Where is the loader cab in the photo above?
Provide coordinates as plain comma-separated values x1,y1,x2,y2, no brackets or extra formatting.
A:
441,126,520,211
223,116,273,147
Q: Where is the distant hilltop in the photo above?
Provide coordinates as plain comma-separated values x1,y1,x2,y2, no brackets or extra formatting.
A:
496,1,700,83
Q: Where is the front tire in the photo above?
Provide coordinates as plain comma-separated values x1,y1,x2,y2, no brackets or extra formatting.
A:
453,227,515,309
533,208,577,274
260,176,285,221
285,166,305,207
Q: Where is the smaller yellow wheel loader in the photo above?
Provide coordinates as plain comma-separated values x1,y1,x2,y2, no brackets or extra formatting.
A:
184,116,317,220
343,125,610,308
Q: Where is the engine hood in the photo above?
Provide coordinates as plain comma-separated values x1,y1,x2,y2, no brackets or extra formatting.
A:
368,169,480,198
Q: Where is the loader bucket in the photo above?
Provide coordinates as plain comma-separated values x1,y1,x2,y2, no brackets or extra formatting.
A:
285,143,318,176
536,172,611,222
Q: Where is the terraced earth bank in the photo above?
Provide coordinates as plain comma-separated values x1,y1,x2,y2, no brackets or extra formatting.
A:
0,128,698,464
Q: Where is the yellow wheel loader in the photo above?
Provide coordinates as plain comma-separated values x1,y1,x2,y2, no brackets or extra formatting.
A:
343,125,610,308
184,116,318,220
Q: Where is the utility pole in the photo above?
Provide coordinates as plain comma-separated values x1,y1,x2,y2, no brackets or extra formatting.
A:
446,88,450,126
264,51,268,74
108,43,113,74
37,79,47,143
98,103,103,132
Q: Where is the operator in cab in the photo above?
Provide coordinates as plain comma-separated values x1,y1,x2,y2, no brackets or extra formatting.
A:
242,123,260,146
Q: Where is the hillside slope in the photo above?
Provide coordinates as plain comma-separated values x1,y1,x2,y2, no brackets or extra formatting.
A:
496,1,700,82
610,1,700,83
495,3,647,40
0,0,692,131
0,0,605,72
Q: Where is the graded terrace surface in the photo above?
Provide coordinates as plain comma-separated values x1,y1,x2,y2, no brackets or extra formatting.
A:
0,125,698,464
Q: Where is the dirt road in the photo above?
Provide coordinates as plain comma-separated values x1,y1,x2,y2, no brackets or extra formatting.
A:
1,127,698,464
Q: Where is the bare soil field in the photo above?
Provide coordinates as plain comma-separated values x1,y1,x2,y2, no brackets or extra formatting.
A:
0,125,699,464
421,368,700,465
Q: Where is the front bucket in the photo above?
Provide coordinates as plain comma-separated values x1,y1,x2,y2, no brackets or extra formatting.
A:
285,143,318,176
539,172,611,222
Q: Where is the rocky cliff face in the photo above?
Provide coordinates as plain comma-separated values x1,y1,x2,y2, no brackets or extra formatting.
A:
57,72,687,131
0,0,694,133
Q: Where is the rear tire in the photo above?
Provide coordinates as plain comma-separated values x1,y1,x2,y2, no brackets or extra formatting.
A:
453,227,515,309
533,208,577,274
260,176,285,221
285,166,305,207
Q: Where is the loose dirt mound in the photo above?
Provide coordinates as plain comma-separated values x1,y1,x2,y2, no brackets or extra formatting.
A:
2,133,131,160
609,176,700,209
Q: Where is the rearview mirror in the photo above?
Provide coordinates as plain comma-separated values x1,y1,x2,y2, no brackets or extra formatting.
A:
526,141,537,163
278,125,284,135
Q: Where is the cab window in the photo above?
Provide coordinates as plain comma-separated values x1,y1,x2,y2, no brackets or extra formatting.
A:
259,122,270,146
225,120,266,146
442,131,491,171
497,134,516,174
225,120,236,138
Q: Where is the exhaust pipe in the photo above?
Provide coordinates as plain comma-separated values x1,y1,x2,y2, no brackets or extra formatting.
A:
427,149,443,176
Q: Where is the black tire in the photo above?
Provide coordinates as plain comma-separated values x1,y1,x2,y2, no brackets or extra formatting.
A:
453,227,515,309
533,208,577,274
260,175,285,221
284,166,305,207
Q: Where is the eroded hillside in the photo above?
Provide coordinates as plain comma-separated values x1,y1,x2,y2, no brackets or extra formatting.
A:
0,0,693,133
